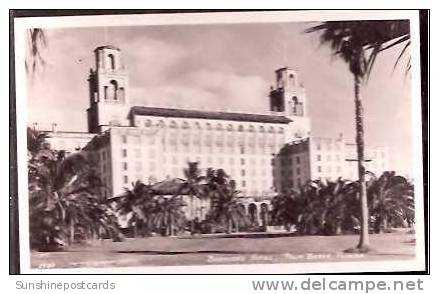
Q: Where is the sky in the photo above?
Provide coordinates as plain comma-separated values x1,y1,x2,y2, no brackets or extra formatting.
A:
26,21,415,176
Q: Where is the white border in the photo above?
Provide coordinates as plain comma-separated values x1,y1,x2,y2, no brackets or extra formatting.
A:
14,10,426,274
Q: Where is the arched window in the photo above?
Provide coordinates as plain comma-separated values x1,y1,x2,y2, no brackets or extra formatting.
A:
238,125,244,132
216,123,223,131
170,120,178,129
110,80,118,100
108,54,115,70
182,121,189,129
227,124,234,131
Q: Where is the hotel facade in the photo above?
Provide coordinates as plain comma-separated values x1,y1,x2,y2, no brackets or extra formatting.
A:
41,45,389,221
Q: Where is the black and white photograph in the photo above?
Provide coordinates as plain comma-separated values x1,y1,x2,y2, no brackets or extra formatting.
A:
11,10,427,274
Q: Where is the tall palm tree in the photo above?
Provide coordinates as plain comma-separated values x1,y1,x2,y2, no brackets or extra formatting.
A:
208,176,248,234
179,162,206,231
305,20,410,252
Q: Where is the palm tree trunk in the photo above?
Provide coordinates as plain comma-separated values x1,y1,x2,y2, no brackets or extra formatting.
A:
227,218,232,234
169,214,174,236
354,74,370,251
69,219,75,245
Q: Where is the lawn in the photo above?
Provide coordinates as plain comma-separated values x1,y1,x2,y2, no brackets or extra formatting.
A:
31,230,416,270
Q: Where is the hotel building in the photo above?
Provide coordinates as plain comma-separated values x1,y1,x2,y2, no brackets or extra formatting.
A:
41,45,389,221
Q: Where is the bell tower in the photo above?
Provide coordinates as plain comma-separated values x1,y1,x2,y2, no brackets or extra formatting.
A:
87,45,130,133
269,67,306,117
269,67,310,139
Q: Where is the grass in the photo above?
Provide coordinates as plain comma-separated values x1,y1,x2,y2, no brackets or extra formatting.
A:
31,230,416,269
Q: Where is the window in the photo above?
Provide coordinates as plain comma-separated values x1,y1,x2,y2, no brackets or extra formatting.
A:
316,143,321,150
238,125,244,132
144,119,152,127
317,154,321,161
296,156,300,164
240,146,245,154
242,181,246,188
327,155,332,161
110,80,118,100
135,148,141,158
122,162,128,171
121,135,127,144
229,157,235,165
108,54,115,69
170,121,178,129
240,158,245,165
297,167,301,175
123,175,128,184
241,169,246,176
317,166,322,172
122,149,127,157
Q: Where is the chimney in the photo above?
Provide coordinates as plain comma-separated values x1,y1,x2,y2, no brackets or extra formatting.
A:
51,123,58,132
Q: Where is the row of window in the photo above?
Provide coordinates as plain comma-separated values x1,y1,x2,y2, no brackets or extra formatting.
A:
316,165,342,173
316,154,342,162
139,119,286,134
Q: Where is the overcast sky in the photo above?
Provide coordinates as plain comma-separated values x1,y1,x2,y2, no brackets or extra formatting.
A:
27,21,414,176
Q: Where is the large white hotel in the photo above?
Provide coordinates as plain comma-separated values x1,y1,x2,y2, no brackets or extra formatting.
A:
41,45,389,220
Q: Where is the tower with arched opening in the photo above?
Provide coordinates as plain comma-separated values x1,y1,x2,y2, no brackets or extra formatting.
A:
87,45,130,133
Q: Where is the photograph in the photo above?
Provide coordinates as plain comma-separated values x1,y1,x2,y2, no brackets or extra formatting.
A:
12,10,426,274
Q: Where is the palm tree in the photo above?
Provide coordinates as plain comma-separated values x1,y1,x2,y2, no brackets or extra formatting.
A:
28,128,120,250
26,28,47,75
179,162,206,232
271,189,305,232
291,179,358,236
208,176,248,234
367,171,415,233
305,20,410,252
116,181,154,237
149,195,187,236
